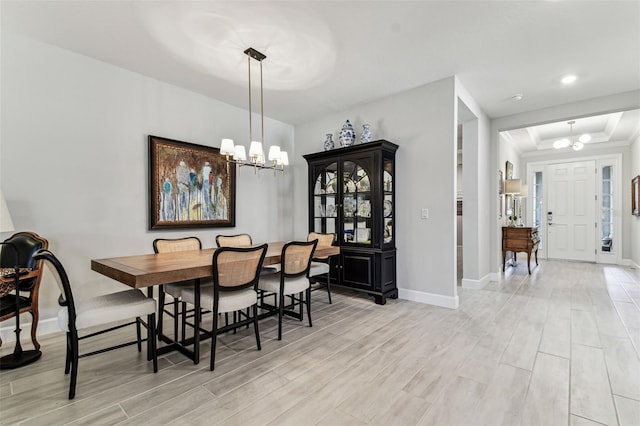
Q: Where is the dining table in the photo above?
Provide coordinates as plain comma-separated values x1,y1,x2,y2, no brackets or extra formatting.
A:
91,241,340,363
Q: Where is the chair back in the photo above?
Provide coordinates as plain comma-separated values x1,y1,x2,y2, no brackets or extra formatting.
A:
213,244,267,291
281,240,318,277
0,232,48,291
153,237,202,253
33,249,77,330
308,232,334,259
216,234,252,247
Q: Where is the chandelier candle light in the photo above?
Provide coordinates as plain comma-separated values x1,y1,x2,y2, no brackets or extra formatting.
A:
219,48,288,174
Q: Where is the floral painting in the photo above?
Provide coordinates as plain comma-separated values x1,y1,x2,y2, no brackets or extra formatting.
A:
148,135,235,229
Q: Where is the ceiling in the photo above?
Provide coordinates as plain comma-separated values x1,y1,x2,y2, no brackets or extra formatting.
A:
502,109,640,155
2,1,639,126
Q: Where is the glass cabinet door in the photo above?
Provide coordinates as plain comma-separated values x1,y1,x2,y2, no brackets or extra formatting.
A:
342,159,372,245
312,162,338,235
382,157,394,245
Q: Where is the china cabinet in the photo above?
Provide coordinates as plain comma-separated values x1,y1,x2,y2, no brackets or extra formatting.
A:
304,140,398,304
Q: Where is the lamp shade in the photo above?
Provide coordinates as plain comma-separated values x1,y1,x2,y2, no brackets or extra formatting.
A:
519,184,528,197
267,145,281,161
0,191,15,233
249,141,263,158
233,145,247,161
504,179,521,195
220,138,235,156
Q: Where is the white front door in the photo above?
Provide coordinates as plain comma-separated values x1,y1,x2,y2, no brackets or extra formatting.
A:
547,161,596,261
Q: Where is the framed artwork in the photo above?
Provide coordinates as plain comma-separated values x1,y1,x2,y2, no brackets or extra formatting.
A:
505,161,514,179
498,195,503,219
498,170,504,194
632,175,639,216
148,135,236,230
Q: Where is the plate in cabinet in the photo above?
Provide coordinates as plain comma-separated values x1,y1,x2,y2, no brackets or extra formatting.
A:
384,200,393,217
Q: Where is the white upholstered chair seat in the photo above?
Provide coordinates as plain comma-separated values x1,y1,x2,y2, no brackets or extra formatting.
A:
181,286,257,314
309,261,330,276
258,273,310,296
165,278,213,299
58,289,156,331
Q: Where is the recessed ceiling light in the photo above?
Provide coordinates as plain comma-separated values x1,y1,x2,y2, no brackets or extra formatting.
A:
561,74,577,84
511,94,524,101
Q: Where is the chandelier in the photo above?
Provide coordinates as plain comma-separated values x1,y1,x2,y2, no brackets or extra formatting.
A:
553,120,590,151
219,48,288,173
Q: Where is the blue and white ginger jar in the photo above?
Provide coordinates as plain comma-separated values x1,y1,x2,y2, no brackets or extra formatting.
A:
339,120,355,147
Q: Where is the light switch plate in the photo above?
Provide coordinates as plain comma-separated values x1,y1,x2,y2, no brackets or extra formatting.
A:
421,208,429,219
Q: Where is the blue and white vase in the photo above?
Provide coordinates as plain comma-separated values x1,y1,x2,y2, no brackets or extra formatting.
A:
339,120,355,147
323,133,334,151
360,124,372,143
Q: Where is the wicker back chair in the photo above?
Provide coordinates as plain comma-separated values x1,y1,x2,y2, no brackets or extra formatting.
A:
258,240,318,340
307,232,335,303
153,237,212,342
181,244,267,370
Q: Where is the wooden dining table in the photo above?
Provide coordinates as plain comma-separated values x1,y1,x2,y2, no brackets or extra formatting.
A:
91,242,339,363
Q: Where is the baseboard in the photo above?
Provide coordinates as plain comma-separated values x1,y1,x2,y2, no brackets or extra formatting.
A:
621,258,640,269
398,288,459,309
461,272,493,290
489,272,502,282
0,317,60,345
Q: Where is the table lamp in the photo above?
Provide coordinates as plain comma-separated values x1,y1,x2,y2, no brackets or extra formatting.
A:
0,191,42,368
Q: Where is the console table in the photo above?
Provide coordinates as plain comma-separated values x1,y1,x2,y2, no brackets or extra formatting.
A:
502,226,539,274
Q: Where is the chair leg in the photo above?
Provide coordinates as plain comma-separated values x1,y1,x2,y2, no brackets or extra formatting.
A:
306,287,312,327
278,292,284,341
172,299,179,341
210,308,218,371
299,291,304,321
149,313,158,373
136,318,142,352
181,301,187,342
326,270,332,304
253,304,261,351
64,332,72,374
29,308,41,350
68,330,79,400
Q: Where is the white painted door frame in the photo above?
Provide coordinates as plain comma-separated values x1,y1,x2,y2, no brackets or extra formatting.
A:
526,153,622,264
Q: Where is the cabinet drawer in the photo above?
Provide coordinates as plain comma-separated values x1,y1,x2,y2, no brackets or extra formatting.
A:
505,239,531,250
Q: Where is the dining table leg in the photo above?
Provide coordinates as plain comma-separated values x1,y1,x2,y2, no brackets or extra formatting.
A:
146,286,154,361
193,278,201,364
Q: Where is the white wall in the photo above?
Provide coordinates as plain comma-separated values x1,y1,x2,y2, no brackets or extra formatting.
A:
631,134,640,268
490,91,640,273
294,77,461,308
0,33,296,339
456,80,492,285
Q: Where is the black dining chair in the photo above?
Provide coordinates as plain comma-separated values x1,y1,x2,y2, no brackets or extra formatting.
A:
33,249,157,399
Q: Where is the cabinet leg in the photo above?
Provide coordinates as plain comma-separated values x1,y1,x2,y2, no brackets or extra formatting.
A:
374,295,387,305
527,252,532,274
502,250,507,272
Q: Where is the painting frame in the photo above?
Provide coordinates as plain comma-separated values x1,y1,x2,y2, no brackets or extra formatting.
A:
498,170,504,194
505,161,514,180
632,175,639,216
148,135,236,230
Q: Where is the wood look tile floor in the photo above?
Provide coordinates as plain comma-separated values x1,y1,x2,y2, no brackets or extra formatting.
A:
1,260,640,425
